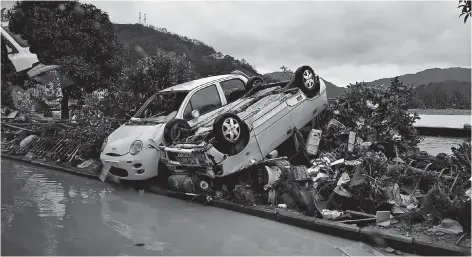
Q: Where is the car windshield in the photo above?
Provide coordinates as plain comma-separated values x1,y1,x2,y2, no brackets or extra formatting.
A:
133,91,189,121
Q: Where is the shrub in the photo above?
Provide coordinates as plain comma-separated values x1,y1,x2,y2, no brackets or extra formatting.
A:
325,77,422,156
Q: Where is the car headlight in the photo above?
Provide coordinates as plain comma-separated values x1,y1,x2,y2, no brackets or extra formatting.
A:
101,138,108,152
129,140,143,156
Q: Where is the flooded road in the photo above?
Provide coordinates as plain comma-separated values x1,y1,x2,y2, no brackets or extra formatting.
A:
1,159,374,256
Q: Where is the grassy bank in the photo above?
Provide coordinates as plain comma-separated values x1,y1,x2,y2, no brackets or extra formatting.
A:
408,109,471,115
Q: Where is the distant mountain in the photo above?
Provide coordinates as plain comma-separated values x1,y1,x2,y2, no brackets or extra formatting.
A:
410,80,471,109
263,71,346,98
365,67,471,87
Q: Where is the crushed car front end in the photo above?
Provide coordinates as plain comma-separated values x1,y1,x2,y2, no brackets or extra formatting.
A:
160,142,225,178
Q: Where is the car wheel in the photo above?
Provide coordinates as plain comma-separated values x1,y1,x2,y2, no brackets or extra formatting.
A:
294,66,320,99
163,118,190,146
245,76,264,91
212,113,248,154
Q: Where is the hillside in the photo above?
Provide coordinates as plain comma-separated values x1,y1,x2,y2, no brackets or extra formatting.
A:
263,71,346,98
114,23,259,77
365,67,471,87
410,80,471,109
113,23,470,109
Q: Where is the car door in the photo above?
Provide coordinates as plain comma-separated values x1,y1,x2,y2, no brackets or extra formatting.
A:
182,84,225,127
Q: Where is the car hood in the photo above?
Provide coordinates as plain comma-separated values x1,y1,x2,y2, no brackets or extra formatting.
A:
104,123,165,155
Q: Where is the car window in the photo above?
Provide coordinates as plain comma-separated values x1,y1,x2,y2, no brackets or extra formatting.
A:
183,85,222,120
220,79,246,103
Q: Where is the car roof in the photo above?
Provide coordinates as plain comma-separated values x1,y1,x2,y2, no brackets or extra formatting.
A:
160,74,241,92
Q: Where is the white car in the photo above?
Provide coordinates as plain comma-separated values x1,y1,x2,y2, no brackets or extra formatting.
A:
159,66,328,193
100,73,256,181
1,22,39,72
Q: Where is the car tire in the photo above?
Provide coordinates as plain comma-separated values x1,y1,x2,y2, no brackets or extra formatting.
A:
212,113,248,154
294,66,320,99
245,76,264,91
163,118,190,146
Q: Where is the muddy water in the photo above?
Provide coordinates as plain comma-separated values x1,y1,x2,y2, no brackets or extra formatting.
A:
2,158,379,256
418,136,467,156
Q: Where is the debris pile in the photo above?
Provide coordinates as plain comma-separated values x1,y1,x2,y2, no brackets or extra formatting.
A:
219,79,471,234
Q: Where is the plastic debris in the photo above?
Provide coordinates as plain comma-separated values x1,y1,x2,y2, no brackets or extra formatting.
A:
306,129,322,156
77,159,94,169
376,211,390,223
428,218,464,235
312,172,329,182
394,249,403,255
278,204,287,208
321,209,343,220
20,135,37,148
385,247,395,253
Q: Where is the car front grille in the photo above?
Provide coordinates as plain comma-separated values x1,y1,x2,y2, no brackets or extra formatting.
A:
167,152,179,162
106,153,122,157
109,167,128,177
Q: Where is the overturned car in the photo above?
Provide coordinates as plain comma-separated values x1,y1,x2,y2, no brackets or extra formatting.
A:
159,66,328,200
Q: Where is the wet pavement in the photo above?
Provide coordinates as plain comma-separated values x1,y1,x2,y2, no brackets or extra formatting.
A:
2,158,378,256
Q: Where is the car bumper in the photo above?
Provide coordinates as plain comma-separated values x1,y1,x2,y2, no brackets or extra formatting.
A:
99,148,160,180
160,143,220,175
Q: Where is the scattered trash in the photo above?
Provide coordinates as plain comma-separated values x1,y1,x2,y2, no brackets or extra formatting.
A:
20,135,37,148
385,247,395,253
428,218,464,235
321,209,343,220
394,249,403,255
376,211,390,223
77,159,94,169
377,220,391,227
278,204,287,208
306,129,322,157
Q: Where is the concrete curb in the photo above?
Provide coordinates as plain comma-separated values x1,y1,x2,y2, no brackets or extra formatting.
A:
2,154,470,256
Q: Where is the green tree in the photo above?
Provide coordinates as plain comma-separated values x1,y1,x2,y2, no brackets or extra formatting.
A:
104,48,197,120
7,1,125,119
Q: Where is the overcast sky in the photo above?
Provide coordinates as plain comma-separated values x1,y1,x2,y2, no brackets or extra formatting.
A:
3,1,471,87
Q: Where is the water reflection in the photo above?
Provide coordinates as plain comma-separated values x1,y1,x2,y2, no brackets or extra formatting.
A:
100,192,177,253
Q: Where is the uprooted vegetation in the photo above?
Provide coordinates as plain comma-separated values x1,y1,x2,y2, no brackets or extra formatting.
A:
211,78,471,233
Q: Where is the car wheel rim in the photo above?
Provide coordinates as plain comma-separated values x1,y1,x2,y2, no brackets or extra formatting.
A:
222,117,241,142
303,70,315,89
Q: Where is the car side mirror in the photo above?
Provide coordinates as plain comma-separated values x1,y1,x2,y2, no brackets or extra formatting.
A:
191,109,200,119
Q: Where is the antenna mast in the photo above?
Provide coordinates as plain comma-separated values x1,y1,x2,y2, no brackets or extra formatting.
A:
144,13,147,26
139,12,141,24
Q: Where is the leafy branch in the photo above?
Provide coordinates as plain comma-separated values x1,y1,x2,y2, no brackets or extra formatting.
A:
458,0,471,23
